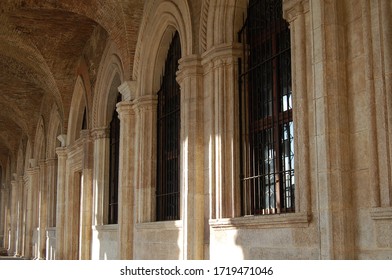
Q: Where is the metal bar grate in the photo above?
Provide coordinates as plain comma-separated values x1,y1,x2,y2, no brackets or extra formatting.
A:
156,32,181,221
239,0,294,216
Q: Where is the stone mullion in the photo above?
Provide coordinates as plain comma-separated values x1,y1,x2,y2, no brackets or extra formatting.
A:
116,99,136,260
177,55,204,260
134,95,158,223
283,0,311,215
55,145,67,260
91,128,110,225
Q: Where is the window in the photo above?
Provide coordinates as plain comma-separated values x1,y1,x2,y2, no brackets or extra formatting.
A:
108,94,121,224
239,0,294,215
156,31,181,221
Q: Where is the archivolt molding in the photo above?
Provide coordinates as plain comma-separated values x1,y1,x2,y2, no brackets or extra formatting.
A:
46,105,62,159
92,41,124,129
134,0,193,95
199,0,247,54
33,116,46,161
67,76,88,145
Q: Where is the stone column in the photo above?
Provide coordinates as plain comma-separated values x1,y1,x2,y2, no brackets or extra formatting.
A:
117,81,137,259
55,135,67,260
91,127,110,225
177,55,205,260
2,186,10,250
37,160,48,259
46,158,58,228
133,95,158,223
9,174,18,256
16,175,25,257
25,167,39,259
79,130,93,260
0,187,5,247
311,0,354,259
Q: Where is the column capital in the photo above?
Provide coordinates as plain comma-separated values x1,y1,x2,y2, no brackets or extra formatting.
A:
91,127,110,140
177,55,203,84
55,146,68,158
118,80,137,102
283,0,309,23
25,167,39,177
133,95,158,111
116,101,135,117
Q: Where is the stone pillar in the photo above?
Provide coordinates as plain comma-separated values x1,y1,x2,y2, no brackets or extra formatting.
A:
25,167,39,259
177,55,205,259
46,158,57,228
91,127,110,225
2,186,10,250
55,135,67,260
283,0,311,215
37,160,47,259
0,187,5,247
16,175,24,257
79,130,93,260
117,81,137,259
133,95,158,223
311,0,354,259
9,174,18,256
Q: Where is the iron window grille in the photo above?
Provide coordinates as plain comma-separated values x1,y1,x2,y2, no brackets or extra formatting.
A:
108,94,121,224
238,0,295,215
156,31,181,221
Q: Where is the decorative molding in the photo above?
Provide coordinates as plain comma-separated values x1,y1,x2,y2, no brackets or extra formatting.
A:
91,127,110,140
210,212,311,230
118,80,137,102
283,0,309,23
370,207,392,220
94,224,119,232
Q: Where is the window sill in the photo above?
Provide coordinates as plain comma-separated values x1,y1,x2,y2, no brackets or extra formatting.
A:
94,224,119,232
370,207,392,220
136,220,183,230
209,212,311,230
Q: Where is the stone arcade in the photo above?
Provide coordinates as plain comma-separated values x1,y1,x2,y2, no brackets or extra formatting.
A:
0,0,392,260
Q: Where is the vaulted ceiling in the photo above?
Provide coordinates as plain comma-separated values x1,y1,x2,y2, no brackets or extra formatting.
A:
0,0,144,169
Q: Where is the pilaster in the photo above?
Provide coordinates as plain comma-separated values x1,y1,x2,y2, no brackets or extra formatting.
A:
283,0,311,215
310,0,354,259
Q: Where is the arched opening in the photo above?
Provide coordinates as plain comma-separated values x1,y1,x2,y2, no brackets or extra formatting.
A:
156,31,182,221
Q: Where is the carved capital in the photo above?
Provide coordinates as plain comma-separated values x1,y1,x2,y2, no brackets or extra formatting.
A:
91,127,110,140
283,0,309,23
118,80,137,102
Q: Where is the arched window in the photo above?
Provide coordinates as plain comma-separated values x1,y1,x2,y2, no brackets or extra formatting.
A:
108,94,121,224
239,0,294,215
156,31,181,221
